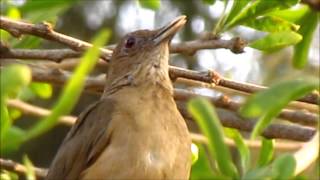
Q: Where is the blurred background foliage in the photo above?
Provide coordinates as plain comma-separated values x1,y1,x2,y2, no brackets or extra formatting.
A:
0,0,319,179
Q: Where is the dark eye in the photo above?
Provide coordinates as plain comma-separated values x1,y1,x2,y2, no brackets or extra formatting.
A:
125,37,136,48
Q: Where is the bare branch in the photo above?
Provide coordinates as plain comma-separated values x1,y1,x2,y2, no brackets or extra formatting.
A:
3,64,317,141
7,98,310,145
1,61,317,128
7,99,75,125
0,17,317,104
0,43,81,62
0,16,112,61
0,158,47,179
174,89,319,127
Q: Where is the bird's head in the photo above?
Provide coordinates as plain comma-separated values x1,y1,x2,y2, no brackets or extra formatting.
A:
105,16,186,94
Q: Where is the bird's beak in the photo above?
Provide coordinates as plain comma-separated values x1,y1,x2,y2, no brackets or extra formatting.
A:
153,15,187,45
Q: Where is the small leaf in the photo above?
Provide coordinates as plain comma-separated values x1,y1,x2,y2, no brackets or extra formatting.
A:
243,166,272,179
7,7,21,20
1,126,25,153
268,5,309,22
191,143,199,165
249,31,302,51
223,0,250,30
188,98,238,178
225,0,299,30
23,155,36,180
240,79,318,138
8,108,22,120
0,64,31,97
258,138,274,166
271,154,296,179
202,0,216,5
245,16,299,33
224,128,250,173
293,8,318,68
138,0,160,11
190,143,215,180
0,99,10,143
29,82,52,99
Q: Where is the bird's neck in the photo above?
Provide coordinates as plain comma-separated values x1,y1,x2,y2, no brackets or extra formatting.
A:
102,63,173,98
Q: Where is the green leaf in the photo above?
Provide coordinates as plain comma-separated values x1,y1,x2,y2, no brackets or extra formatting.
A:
29,82,52,99
271,154,296,179
240,79,318,138
191,143,199,165
7,7,21,20
243,166,272,179
293,8,318,68
224,128,250,173
1,126,25,153
245,16,299,33
12,36,42,49
0,99,10,143
24,29,111,141
202,0,216,5
223,0,250,30
268,5,309,23
0,64,31,97
188,98,238,178
23,155,36,180
8,108,22,120
258,138,274,166
190,143,215,180
249,31,302,51
225,0,299,29
138,0,160,11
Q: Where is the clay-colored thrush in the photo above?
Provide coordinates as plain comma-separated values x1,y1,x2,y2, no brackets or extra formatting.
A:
46,16,191,180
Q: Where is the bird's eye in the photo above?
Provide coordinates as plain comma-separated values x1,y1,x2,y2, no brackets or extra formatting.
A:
125,37,136,48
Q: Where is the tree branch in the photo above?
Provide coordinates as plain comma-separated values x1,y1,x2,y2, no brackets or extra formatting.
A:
1,61,318,128
0,17,317,104
0,16,112,61
0,158,47,179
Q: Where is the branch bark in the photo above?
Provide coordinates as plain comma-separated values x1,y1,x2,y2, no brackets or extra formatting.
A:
0,158,47,179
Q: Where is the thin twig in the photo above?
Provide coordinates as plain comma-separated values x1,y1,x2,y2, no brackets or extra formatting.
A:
1,61,318,128
3,63,317,141
6,98,306,148
174,89,319,127
0,158,47,179
7,99,75,125
0,17,317,104
0,16,112,61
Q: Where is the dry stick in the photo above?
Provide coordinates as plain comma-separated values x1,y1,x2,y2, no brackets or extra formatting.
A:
7,99,75,125
6,65,315,141
169,66,320,105
0,158,47,179
0,16,318,104
174,89,319,127
0,61,318,127
0,16,112,61
6,98,304,149
176,78,320,114
178,105,316,142
0,16,245,60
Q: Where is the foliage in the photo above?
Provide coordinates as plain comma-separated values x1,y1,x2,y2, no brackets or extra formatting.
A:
187,86,316,179
213,0,318,68
0,0,318,179
0,30,110,153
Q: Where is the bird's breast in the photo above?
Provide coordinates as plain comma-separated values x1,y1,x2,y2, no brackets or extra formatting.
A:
81,87,190,179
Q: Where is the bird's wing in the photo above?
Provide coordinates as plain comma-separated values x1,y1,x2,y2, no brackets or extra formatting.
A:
46,98,116,180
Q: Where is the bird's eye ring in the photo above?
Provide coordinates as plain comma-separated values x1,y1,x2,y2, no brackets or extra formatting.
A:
125,37,136,48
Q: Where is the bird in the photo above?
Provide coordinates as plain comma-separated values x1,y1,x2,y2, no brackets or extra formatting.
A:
46,16,191,180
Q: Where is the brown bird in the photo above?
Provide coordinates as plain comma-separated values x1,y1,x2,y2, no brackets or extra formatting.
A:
46,16,191,180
